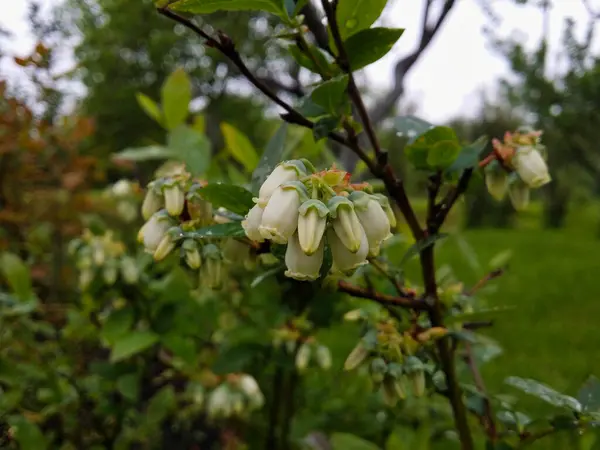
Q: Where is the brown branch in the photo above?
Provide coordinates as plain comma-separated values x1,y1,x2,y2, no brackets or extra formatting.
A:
338,280,429,311
463,320,493,331
464,342,497,442
432,168,473,231
466,268,504,296
299,1,332,53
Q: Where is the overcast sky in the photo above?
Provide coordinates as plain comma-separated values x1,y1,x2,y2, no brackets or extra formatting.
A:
0,0,596,123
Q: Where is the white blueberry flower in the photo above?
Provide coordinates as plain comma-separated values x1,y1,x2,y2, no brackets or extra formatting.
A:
372,194,397,228
242,204,265,242
163,182,185,217
259,181,307,244
138,211,174,255
512,146,551,188
207,384,232,419
327,226,368,273
316,345,332,370
182,239,202,269
202,244,223,289
350,191,392,257
102,260,118,285
297,200,328,256
257,160,307,207
485,168,508,201
508,178,530,211
112,179,133,197
142,182,163,220
153,227,179,261
120,256,139,284
295,343,311,371
284,232,324,281
238,375,264,409
328,196,365,253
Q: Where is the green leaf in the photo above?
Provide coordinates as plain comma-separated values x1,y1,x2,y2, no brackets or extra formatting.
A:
336,0,387,40
189,222,247,238
446,307,515,326
166,125,211,176
394,115,434,144
400,234,448,267
198,183,254,215
112,145,174,162
289,45,333,75
505,376,582,411
212,342,266,375
221,122,259,171
310,75,349,114
169,0,288,19
313,116,340,142
145,385,177,425
110,331,159,363
578,376,600,413
0,252,33,302
7,415,47,450
161,68,191,130
488,250,513,270
296,97,328,118
250,265,285,288
446,136,489,174
135,93,163,126
251,123,288,194
116,373,139,402
404,126,459,171
344,27,405,71
330,433,380,450
101,307,135,344
426,140,461,169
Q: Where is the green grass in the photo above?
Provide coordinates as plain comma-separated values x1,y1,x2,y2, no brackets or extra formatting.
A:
434,228,600,447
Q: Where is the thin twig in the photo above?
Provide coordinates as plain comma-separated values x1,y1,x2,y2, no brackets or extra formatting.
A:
464,342,497,441
432,168,473,230
368,258,405,296
466,268,504,296
338,280,429,311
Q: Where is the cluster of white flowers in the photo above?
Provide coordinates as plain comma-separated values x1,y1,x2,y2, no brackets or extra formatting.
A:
138,172,227,288
103,179,140,223
69,230,139,290
206,374,265,420
242,161,396,281
485,127,551,210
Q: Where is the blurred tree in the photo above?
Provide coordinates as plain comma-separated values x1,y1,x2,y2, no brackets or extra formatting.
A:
481,0,600,228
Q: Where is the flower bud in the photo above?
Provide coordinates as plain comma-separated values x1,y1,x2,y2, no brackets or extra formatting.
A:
382,377,398,407
328,196,365,253
257,160,307,207
182,239,202,269
102,260,118,285
163,183,185,217
242,204,265,242
404,356,426,397
508,179,530,211
92,243,105,266
295,343,311,372
370,358,388,384
284,232,324,281
202,244,223,289
512,146,551,188
142,183,162,220
485,168,508,201
112,179,133,197
239,374,261,398
394,376,408,400
139,211,173,253
259,182,307,244
120,256,139,284
372,194,396,228
207,385,232,419
344,342,369,371
315,345,332,370
153,227,179,261
350,191,392,257
79,268,94,290
297,200,328,256
327,227,368,274
343,309,364,322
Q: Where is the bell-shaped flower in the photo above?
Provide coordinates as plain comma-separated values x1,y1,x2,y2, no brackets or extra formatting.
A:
512,146,551,188
242,204,265,242
138,211,173,253
142,182,163,220
182,239,202,269
202,244,223,289
508,178,530,211
372,194,397,228
239,375,264,409
257,160,307,207
207,384,232,419
102,260,118,285
153,227,180,261
350,191,392,257
485,167,508,201
120,256,139,284
328,196,365,253
295,343,312,371
316,345,332,370
327,226,368,273
297,200,328,255
284,232,324,281
162,180,186,217
259,181,308,244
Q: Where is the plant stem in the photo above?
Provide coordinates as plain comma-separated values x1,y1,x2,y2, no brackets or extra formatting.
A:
338,280,428,311
464,341,497,441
